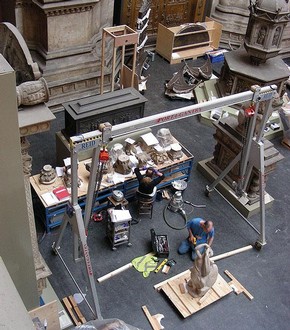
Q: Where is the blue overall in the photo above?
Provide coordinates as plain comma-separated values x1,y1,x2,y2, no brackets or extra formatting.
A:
178,218,214,260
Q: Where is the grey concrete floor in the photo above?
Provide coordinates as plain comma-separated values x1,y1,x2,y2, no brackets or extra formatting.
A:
31,55,290,330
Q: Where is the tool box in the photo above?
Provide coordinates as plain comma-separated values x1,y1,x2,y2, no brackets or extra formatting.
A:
151,229,169,258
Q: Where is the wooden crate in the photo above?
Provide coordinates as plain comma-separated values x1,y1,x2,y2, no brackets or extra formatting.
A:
155,18,222,64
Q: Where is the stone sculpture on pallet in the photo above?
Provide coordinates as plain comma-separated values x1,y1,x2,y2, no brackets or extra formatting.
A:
187,244,218,298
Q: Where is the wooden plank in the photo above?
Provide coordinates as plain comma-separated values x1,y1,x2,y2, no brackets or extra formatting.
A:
211,276,230,298
198,289,213,305
154,269,190,291
122,65,139,90
68,296,86,324
28,300,60,330
161,283,191,318
167,281,197,315
211,245,253,262
224,270,254,301
155,23,174,62
62,297,81,326
179,282,186,294
142,305,163,330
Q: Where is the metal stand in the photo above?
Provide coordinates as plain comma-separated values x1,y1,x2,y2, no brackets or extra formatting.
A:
52,123,112,320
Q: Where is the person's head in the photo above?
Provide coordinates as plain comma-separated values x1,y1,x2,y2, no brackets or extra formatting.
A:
142,176,152,185
145,168,154,178
202,220,213,233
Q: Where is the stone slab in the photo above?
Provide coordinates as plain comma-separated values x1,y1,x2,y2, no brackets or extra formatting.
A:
18,103,56,136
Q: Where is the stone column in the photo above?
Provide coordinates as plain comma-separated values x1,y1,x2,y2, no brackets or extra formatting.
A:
21,137,52,295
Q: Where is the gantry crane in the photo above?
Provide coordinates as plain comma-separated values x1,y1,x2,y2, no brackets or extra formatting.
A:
52,84,277,319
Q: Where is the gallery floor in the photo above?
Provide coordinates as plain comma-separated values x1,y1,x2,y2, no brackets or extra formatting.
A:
30,54,290,330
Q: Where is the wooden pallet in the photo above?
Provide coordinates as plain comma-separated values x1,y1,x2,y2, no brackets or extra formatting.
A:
158,273,232,318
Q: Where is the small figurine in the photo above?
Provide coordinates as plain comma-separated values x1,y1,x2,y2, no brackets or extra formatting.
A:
39,164,56,185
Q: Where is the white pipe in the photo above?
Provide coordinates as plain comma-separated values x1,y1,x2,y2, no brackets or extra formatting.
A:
97,252,155,283
154,245,253,291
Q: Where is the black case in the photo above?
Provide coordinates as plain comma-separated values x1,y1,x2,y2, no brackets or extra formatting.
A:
151,228,169,258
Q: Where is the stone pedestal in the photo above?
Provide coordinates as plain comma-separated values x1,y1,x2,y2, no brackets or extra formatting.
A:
15,0,114,111
197,117,284,217
197,158,274,218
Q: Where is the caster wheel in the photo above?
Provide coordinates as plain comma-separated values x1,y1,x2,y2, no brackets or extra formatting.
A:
127,243,132,247
205,189,210,197
254,241,263,251
51,242,58,255
112,247,117,251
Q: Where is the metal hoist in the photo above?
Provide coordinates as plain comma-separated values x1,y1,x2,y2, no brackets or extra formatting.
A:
52,84,277,319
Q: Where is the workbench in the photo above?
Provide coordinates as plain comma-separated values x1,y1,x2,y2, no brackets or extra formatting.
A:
30,143,194,232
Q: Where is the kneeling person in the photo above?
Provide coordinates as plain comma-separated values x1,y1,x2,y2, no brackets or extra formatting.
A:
178,218,214,260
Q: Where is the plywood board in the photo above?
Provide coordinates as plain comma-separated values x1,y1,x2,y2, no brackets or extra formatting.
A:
0,257,35,329
159,273,232,318
29,300,61,330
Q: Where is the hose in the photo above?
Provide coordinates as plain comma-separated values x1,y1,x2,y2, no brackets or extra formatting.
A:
163,203,188,230
184,200,206,209
163,199,206,230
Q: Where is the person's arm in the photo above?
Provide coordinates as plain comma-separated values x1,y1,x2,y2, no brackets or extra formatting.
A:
188,227,196,244
207,229,214,246
187,220,196,244
134,167,143,181
207,236,214,247
151,170,164,186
